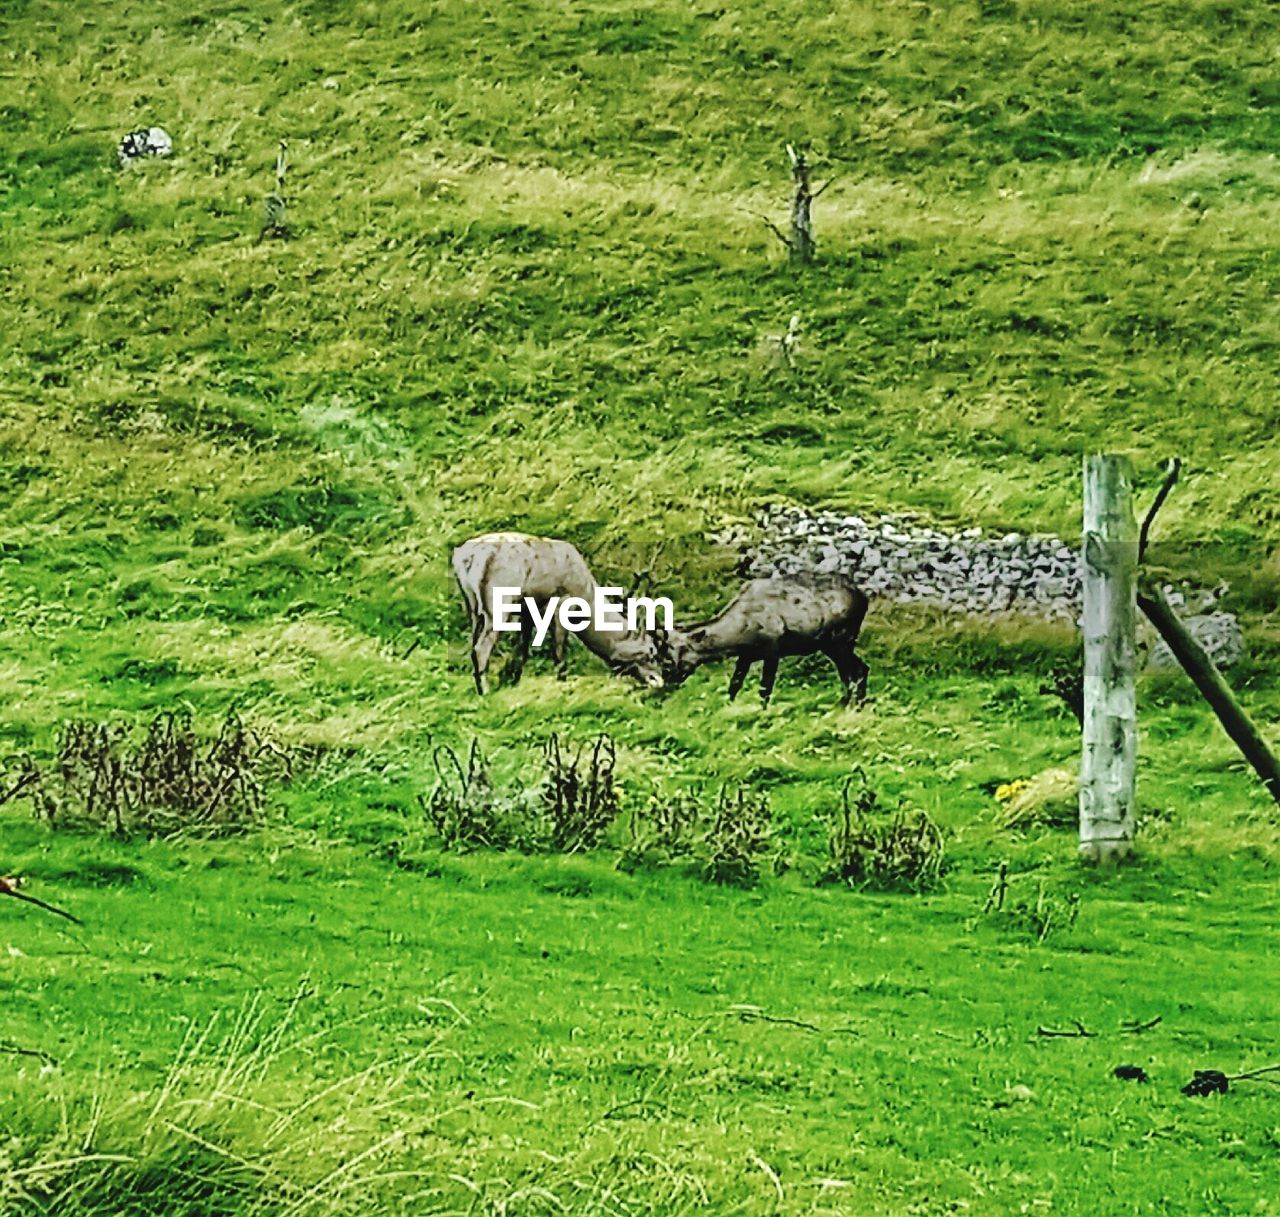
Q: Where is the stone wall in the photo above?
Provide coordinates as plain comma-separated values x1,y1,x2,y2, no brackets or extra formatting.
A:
732,506,1244,668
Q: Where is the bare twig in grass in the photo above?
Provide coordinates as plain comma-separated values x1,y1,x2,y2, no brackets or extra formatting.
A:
0,1041,59,1065
979,870,1080,942
1229,1062,1280,1083
1037,1020,1093,1038
982,861,1009,912
728,1004,823,1034
760,145,835,262
0,875,82,925
597,1097,677,1122
585,1002,849,1138
757,213,792,251
673,1005,858,1037
1037,1015,1162,1039
1120,1015,1162,1034
259,139,290,241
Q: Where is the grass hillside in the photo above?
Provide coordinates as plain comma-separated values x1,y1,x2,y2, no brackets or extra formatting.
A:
2,2,1279,1214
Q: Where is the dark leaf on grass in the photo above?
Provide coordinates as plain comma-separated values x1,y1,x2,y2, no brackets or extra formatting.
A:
1182,1069,1229,1096
1113,1064,1149,1083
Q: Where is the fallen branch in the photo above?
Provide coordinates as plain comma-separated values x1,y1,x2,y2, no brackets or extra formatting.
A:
1038,1015,1161,1039
1120,1015,1162,1034
1230,1062,1280,1083
729,1004,824,1033
0,1042,58,1066
1037,1019,1093,1038
674,1004,858,1037
0,875,83,926
1137,459,1280,808
1138,457,1181,563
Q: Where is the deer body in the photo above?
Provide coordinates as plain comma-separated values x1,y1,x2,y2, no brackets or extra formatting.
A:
662,575,869,706
451,533,662,693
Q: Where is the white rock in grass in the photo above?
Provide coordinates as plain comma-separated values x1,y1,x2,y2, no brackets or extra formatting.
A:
118,126,173,166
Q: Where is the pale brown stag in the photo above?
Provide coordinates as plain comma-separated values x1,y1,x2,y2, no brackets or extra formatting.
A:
656,574,869,706
451,532,664,693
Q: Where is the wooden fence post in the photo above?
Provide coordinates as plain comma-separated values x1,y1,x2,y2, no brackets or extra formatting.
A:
786,145,816,263
760,146,833,263
1080,454,1138,862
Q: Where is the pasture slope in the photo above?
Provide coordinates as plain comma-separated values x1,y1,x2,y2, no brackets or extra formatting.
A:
2,1,1279,1213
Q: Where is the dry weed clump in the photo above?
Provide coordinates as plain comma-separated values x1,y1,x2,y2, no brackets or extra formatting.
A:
821,768,945,892
699,785,775,887
418,738,540,852
620,784,776,887
2,710,290,837
979,862,1081,943
420,733,620,854
542,733,621,853
619,792,702,868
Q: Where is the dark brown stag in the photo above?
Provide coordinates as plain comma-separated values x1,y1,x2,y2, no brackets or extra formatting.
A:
657,574,869,706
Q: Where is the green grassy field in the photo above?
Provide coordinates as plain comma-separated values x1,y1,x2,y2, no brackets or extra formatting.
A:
2,1,1279,1213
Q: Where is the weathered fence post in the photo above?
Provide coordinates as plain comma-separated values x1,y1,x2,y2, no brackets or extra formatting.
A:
760,146,833,263
786,145,816,263
1080,454,1138,862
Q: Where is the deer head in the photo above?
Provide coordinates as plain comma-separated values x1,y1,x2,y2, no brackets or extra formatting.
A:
606,638,666,689
647,626,698,688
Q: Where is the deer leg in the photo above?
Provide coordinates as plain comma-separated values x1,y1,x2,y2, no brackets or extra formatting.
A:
819,641,843,696
471,622,499,695
508,611,532,685
758,655,780,706
551,619,568,677
727,656,752,702
848,652,869,706
822,640,868,707
823,645,853,704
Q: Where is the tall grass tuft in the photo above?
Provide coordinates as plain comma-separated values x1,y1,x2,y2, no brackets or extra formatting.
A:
821,769,946,892
0,988,445,1217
